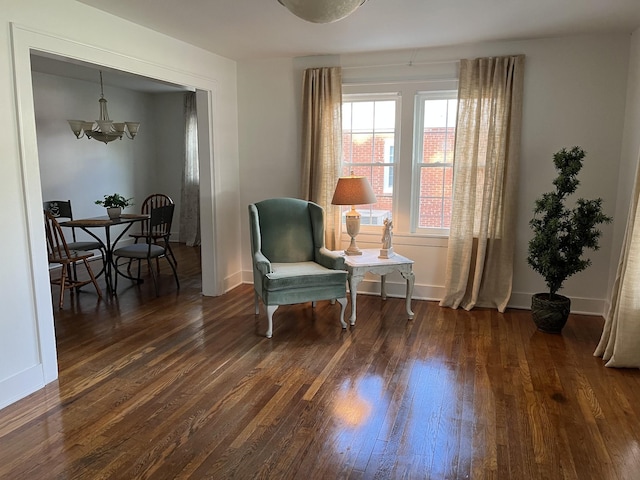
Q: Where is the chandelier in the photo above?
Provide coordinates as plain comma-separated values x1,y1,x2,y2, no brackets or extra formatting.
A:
277,0,368,23
67,71,140,145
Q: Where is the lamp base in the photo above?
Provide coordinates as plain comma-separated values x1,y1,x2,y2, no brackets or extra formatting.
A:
344,234,363,255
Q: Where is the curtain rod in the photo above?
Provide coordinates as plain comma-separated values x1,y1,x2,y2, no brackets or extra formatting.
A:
341,59,459,70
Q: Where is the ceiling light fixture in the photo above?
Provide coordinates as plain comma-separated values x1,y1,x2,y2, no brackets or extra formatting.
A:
67,71,140,145
277,0,368,24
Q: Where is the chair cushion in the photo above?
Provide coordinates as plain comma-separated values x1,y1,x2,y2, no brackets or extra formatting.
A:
114,244,165,259
264,262,347,291
67,241,103,252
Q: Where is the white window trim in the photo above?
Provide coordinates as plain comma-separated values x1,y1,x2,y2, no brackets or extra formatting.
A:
341,91,400,234
341,81,458,242
411,90,458,236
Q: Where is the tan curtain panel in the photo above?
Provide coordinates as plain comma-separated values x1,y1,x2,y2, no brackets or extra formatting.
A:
440,55,525,312
595,153,640,368
300,67,342,250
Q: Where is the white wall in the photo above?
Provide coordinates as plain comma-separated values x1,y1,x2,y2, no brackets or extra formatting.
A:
237,33,631,314
1,0,240,410
237,57,300,264
154,92,186,236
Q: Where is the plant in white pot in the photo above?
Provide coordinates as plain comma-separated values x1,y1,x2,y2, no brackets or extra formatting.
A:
95,193,134,219
527,147,612,333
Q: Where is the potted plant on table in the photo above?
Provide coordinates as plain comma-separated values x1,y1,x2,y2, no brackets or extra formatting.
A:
95,193,134,219
527,146,612,333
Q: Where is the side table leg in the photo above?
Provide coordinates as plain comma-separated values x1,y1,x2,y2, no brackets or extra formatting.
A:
401,270,415,319
381,275,387,300
348,274,363,326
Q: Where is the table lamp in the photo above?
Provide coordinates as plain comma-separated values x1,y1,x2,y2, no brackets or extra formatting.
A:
331,174,377,255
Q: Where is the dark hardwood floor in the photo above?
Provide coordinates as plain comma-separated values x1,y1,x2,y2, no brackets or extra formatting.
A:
1,244,639,479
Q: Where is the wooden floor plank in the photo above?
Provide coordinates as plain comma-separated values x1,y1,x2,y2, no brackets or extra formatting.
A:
1,244,640,479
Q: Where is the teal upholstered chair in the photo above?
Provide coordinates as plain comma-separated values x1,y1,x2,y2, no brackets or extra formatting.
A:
249,198,348,338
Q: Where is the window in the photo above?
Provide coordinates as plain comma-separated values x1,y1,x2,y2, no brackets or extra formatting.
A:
341,82,458,238
341,94,398,226
413,92,457,232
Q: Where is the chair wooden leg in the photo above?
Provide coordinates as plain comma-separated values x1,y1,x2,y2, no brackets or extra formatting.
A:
337,297,348,329
83,259,102,300
67,264,77,297
266,305,278,339
58,265,67,309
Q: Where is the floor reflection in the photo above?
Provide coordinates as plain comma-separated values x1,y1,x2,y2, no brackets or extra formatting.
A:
332,376,378,428
331,358,457,467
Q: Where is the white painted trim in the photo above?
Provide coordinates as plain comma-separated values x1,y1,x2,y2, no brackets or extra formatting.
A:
241,273,606,316
9,23,226,403
0,365,45,411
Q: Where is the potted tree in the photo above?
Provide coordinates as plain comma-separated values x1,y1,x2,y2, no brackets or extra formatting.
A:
95,193,134,219
527,147,612,333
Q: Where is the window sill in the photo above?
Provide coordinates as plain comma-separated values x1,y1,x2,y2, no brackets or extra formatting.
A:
340,231,448,248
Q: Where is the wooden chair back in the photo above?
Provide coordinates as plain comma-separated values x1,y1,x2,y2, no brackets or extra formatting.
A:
44,209,73,261
43,200,77,242
139,194,174,238
43,210,103,308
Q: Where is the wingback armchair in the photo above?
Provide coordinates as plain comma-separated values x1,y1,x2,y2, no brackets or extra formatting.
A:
249,198,348,338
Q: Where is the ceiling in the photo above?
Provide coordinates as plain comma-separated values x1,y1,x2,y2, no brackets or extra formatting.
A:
75,0,640,61
31,1,640,93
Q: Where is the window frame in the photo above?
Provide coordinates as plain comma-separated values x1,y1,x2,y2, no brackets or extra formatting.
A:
341,81,458,240
341,91,401,230
411,89,459,235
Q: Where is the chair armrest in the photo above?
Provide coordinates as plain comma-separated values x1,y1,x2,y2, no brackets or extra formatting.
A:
316,247,346,271
254,251,273,275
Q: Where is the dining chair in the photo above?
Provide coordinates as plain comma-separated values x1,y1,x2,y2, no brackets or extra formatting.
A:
43,200,106,278
113,204,179,296
129,193,177,266
44,210,103,309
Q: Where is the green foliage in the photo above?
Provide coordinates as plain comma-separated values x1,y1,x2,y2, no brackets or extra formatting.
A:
527,147,612,298
95,193,134,209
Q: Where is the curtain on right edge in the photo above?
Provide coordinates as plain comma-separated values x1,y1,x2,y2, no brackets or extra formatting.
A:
594,151,640,368
440,55,525,313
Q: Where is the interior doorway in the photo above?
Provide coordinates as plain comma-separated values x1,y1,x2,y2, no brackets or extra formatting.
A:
10,23,222,396
31,53,199,260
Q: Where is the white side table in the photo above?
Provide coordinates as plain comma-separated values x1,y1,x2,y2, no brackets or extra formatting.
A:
338,249,415,325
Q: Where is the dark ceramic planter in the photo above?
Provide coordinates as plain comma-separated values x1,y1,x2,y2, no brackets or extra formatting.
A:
531,293,571,334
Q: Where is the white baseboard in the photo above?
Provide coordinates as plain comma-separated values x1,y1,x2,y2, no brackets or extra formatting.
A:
0,365,46,411
224,271,243,293
241,270,605,316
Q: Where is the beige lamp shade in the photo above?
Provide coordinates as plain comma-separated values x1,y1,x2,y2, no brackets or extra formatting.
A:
331,176,377,206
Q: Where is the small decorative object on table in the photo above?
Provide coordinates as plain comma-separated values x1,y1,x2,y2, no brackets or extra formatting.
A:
95,193,134,219
379,217,394,259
